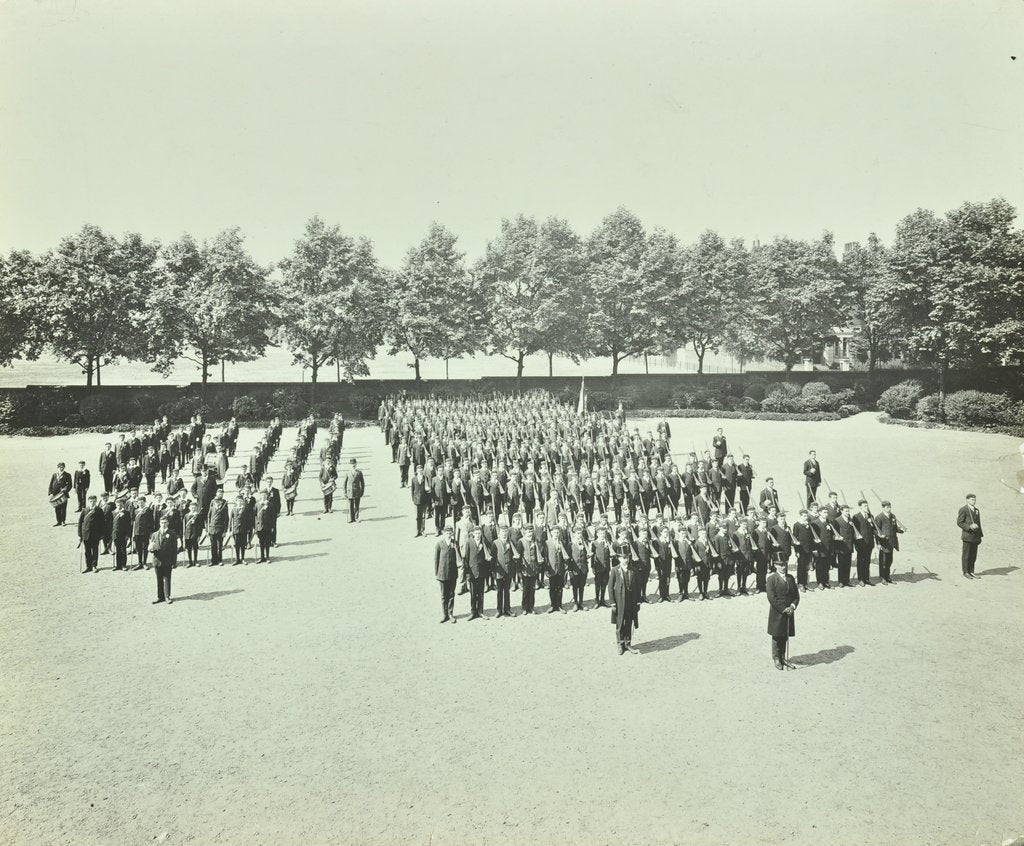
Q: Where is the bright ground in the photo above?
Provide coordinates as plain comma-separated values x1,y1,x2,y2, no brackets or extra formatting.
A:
1,415,1021,846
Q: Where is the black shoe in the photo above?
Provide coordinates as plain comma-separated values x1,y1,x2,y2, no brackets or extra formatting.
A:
440,617,449,624
153,599,165,604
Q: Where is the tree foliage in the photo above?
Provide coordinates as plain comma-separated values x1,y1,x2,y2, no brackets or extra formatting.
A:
36,225,159,385
388,223,483,380
0,250,44,368
882,198,1024,403
477,214,586,379
664,230,747,374
276,216,385,390
149,228,275,383
741,234,845,371
840,235,897,371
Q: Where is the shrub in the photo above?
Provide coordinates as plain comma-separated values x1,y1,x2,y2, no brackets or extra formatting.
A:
1002,401,1024,427
79,393,129,425
838,403,861,418
157,397,198,424
766,381,801,400
268,388,307,418
743,378,769,402
735,396,760,412
349,392,381,420
801,381,832,397
128,392,160,422
586,390,619,412
0,394,23,429
761,390,801,413
877,379,924,419
231,394,265,419
915,393,942,422
942,390,1013,427
32,389,79,425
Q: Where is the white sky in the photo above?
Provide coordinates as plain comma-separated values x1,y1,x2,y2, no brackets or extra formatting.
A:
1,0,1021,268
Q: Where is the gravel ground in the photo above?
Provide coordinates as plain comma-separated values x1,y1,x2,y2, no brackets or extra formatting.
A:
0,414,1021,846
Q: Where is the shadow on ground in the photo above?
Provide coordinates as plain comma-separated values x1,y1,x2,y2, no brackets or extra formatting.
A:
975,566,1020,577
175,589,245,602
636,632,701,654
891,569,941,584
790,644,855,667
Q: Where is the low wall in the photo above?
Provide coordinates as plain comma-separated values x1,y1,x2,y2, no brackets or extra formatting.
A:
1,367,1021,427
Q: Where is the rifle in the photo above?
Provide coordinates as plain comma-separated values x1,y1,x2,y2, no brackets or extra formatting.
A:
871,488,910,531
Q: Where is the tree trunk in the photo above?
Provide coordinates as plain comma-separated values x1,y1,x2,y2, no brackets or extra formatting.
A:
221,360,226,382
547,353,553,378
611,353,619,376
445,358,450,380
643,351,649,375
84,356,94,386
310,360,319,406
96,359,102,387
516,352,524,380
696,348,706,376
414,357,421,381
337,359,341,382
201,350,210,384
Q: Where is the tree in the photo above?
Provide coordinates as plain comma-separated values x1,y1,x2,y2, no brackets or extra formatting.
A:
742,234,845,371
662,230,746,375
585,208,672,377
477,215,586,383
841,235,897,371
36,225,158,385
276,217,386,401
149,229,275,384
883,198,1024,408
387,223,482,381
0,250,44,368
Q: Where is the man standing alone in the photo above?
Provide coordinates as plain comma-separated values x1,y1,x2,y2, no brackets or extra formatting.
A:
609,552,639,654
344,458,365,523
766,558,799,670
956,494,983,578
149,515,180,604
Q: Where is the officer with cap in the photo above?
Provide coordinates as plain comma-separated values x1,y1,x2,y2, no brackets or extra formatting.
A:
766,555,799,670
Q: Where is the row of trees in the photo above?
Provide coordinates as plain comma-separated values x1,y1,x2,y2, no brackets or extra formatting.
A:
1,200,1022,406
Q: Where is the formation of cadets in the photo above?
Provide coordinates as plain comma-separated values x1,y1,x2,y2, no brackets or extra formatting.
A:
375,391,909,631
47,413,345,602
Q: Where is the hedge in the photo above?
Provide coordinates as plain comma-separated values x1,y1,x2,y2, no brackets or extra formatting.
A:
877,380,924,419
631,409,843,422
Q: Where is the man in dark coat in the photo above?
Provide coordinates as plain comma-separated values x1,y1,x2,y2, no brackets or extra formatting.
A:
492,526,518,617
206,488,229,565
802,449,822,505
48,462,73,526
434,526,459,623
77,495,104,572
956,494,983,578
874,500,905,584
411,468,430,537
73,461,91,512
609,550,639,654
111,497,133,571
149,515,180,604
98,442,118,494
518,525,542,615
766,558,800,670
343,458,365,523
851,500,876,586
132,494,155,569
464,526,492,620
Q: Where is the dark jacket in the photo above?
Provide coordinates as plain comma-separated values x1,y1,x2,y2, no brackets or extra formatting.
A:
766,571,799,637
956,505,983,544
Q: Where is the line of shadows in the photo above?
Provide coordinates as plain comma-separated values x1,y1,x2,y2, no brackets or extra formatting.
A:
635,632,701,654
790,644,855,667
175,589,245,602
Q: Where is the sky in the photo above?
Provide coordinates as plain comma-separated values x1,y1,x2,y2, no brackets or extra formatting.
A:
2,0,1021,270
0,0,1021,385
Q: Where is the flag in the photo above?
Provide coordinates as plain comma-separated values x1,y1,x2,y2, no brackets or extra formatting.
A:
577,376,586,414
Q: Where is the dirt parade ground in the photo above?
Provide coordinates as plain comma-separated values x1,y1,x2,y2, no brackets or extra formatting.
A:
0,414,1021,846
